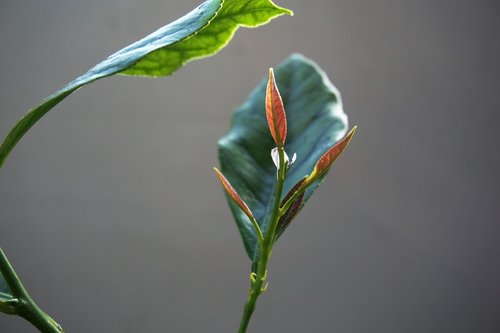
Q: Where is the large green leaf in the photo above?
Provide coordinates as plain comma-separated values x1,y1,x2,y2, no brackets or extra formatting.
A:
218,54,349,259
0,0,291,168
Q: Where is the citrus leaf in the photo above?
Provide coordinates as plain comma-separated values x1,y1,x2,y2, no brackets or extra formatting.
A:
218,54,349,259
0,0,292,168
122,0,292,76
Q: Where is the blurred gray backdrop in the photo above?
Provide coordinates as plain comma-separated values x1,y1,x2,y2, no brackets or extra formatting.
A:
1,0,499,332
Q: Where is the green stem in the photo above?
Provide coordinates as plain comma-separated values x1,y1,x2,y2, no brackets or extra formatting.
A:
238,253,268,333
250,217,264,246
0,248,63,333
238,147,287,333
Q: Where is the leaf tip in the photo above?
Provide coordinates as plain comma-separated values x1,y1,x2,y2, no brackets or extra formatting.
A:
270,1,294,16
213,167,255,221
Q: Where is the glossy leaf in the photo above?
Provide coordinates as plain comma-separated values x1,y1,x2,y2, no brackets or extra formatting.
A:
218,54,349,259
266,68,287,146
0,0,292,168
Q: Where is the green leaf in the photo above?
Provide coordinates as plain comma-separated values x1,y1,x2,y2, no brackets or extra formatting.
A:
0,0,292,168
218,54,349,259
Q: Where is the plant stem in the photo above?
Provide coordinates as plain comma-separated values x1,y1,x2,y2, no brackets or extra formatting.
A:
238,253,268,333
238,147,287,333
0,248,63,333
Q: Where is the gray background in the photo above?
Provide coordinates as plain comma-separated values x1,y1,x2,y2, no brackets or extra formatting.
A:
1,0,499,332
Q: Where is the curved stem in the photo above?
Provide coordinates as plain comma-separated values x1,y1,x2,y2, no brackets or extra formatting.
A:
238,146,287,333
17,299,63,333
0,248,63,333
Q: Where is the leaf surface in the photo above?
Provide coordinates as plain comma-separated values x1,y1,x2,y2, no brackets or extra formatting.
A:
218,54,349,259
0,0,291,168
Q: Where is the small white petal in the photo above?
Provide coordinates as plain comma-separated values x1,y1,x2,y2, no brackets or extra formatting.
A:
272,148,296,169
283,151,290,164
271,148,280,169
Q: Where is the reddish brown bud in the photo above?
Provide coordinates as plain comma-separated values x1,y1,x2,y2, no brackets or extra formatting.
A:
307,126,357,183
266,68,287,147
213,167,255,221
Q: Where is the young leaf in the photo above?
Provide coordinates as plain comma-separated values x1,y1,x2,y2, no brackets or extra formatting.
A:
306,126,357,184
266,68,287,146
0,0,292,168
218,54,349,259
275,178,307,240
214,167,255,222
